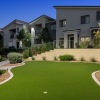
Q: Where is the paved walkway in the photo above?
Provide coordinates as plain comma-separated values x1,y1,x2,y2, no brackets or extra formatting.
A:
0,60,17,70
0,60,9,67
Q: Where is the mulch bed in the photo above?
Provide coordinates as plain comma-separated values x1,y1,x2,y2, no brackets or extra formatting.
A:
0,71,10,83
95,72,100,82
0,63,24,83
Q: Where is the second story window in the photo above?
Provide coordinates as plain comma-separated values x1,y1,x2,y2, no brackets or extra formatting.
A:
51,24,56,30
59,19,66,27
17,27,19,33
96,11,100,20
81,15,90,24
10,33,14,39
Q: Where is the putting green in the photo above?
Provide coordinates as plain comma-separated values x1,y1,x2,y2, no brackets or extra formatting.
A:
0,61,100,100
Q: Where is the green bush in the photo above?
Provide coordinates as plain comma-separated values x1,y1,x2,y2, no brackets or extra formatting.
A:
90,57,97,62
80,41,90,48
7,52,23,64
31,47,37,55
23,50,29,59
80,57,85,61
0,55,2,62
29,48,33,57
42,56,46,61
45,42,54,51
32,57,35,60
54,56,58,61
39,45,46,53
94,39,100,48
0,70,5,75
59,55,74,61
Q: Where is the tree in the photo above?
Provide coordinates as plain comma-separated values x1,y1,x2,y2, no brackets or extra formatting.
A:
17,29,25,41
93,24,100,48
17,29,31,47
23,32,31,47
39,27,52,43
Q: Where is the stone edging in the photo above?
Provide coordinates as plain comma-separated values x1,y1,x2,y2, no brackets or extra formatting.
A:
92,71,100,86
0,60,100,86
0,62,25,85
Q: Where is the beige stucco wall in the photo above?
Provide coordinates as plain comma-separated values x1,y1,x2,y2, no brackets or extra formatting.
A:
34,49,100,62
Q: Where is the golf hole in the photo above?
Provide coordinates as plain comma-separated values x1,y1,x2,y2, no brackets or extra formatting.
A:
43,91,47,94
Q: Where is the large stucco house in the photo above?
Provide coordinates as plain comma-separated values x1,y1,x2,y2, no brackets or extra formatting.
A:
54,6,100,48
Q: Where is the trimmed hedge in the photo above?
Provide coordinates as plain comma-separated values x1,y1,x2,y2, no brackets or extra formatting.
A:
59,55,74,61
7,52,23,64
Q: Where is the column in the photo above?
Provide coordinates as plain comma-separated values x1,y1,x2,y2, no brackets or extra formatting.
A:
31,27,35,47
74,32,78,48
64,33,68,48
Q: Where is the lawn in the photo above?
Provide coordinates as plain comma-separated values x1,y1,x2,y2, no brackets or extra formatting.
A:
0,61,100,100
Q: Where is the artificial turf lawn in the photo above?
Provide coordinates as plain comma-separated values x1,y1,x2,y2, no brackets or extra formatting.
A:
0,61,100,100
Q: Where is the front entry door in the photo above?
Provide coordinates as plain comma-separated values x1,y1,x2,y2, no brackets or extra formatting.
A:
17,42,19,49
68,35,74,48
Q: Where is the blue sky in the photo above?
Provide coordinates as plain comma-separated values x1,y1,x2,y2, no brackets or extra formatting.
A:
0,0,100,28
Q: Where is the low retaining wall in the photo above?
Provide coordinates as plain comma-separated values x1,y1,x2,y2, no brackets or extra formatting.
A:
55,49,100,61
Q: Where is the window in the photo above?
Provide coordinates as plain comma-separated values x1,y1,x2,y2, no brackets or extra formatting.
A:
81,15,90,24
17,27,19,33
10,33,14,39
96,11,100,20
51,24,56,30
81,37,90,42
59,38,64,48
59,19,66,27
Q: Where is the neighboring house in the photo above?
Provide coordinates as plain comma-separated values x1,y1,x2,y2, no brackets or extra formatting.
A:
0,28,3,47
54,6,100,48
3,20,29,48
29,15,56,46
0,28,3,36
2,15,56,48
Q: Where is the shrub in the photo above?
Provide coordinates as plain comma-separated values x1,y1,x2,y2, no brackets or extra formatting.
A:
80,57,85,61
54,56,58,61
23,50,29,59
94,39,100,48
7,52,23,64
44,42,54,51
0,70,5,75
29,48,33,57
80,41,90,48
59,55,74,61
37,47,42,54
40,45,46,53
42,56,46,61
90,57,97,62
0,55,2,62
32,57,35,60
31,47,37,55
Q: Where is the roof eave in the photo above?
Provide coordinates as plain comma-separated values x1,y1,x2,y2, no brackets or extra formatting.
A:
53,6,100,9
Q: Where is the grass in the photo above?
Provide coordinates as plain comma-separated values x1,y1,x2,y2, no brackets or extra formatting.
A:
0,61,100,100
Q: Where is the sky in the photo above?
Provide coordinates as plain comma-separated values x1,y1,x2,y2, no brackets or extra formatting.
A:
0,0,100,28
